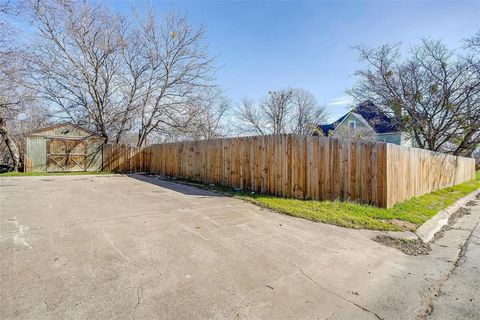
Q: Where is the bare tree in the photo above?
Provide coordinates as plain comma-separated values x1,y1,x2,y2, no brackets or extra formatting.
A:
28,1,132,143
0,5,34,171
188,88,230,139
27,1,219,146
465,30,480,57
145,88,229,142
348,37,480,156
290,88,328,134
235,98,267,135
262,89,293,134
123,10,215,147
455,31,480,156
0,0,14,14
0,115,21,171
236,88,327,135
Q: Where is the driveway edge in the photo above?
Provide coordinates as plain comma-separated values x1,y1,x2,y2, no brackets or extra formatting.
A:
416,188,480,243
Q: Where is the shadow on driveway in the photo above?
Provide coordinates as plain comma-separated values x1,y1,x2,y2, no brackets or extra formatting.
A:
126,173,224,198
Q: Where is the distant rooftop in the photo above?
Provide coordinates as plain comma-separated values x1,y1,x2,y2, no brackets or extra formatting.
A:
317,101,401,136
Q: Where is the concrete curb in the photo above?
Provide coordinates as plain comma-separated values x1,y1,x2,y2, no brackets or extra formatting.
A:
416,188,480,243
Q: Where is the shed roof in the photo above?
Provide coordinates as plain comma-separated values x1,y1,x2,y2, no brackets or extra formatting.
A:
26,123,103,138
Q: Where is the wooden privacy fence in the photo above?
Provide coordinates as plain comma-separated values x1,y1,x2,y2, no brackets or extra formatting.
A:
386,144,475,206
102,135,476,208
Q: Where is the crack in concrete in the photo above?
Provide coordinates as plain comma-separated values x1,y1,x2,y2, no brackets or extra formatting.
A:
42,301,48,320
34,272,49,320
297,266,383,320
454,223,477,268
135,287,143,309
131,286,144,319
416,219,480,320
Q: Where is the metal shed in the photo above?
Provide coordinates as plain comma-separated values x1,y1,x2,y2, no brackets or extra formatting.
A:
24,123,104,173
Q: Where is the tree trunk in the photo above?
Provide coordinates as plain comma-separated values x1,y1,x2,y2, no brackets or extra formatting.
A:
452,129,475,156
0,117,21,171
99,127,109,144
137,129,147,147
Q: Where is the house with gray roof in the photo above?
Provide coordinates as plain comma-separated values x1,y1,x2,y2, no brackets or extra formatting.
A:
317,101,414,147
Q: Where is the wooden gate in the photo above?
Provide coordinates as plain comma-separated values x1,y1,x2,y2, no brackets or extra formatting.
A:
46,138,87,172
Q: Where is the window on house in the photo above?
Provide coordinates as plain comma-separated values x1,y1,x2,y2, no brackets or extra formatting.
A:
348,121,356,132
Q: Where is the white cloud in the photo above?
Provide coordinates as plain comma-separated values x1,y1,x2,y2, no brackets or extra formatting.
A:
323,95,355,122
326,95,354,107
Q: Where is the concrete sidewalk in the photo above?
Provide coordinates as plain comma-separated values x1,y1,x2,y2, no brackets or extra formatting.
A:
427,201,480,319
0,174,479,320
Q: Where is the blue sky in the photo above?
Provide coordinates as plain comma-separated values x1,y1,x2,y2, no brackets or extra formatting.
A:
20,0,476,122
105,1,479,121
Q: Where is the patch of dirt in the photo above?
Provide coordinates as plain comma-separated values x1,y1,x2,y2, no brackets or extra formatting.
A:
476,193,480,200
465,200,477,207
427,201,445,209
449,190,462,195
449,207,471,222
433,207,471,242
387,219,417,231
374,235,431,256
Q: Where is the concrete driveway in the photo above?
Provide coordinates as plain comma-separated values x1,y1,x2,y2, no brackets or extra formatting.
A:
0,175,478,320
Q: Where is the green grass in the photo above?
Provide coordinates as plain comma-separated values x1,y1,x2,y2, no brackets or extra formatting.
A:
200,171,480,231
0,171,109,177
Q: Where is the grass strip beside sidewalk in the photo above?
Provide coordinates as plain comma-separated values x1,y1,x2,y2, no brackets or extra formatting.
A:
195,171,480,231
